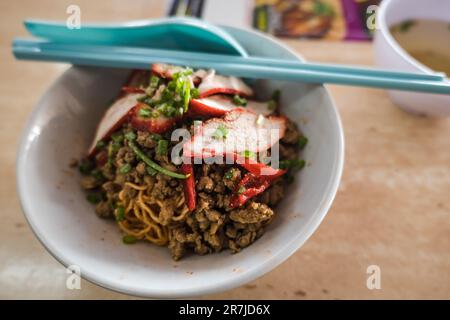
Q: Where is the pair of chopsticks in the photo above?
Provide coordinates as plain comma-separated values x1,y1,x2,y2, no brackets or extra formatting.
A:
13,38,450,95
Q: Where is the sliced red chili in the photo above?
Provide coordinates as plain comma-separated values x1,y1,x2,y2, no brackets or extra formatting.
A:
233,154,286,180
181,163,196,211
230,173,271,208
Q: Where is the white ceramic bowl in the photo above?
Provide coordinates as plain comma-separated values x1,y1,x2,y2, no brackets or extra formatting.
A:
17,26,344,298
374,0,450,117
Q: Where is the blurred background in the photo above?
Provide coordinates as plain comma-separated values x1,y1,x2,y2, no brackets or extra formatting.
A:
1,0,449,299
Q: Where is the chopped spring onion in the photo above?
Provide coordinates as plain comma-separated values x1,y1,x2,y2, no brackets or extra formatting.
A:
237,186,246,194
279,159,306,170
150,133,163,141
115,206,125,221
149,75,160,88
138,107,153,118
86,193,101,204
157,101,178,117
111,132,124,143
240,150,256,160
127,139,188,179
111,141,121,153
119,163,132,174
107,143,114,165
157,139,169,156
138,96,153,106
79,160,94,174
213,125,228,140
96,140,106,149
124,131,137,141
191,88,200,99
108,141,121,166
148,69,196,117
146,166,157,176
224,169,234,180
232,95,247,106
298,136,308,149
90,169,104,181
145,75,160,96
122,235,137,244
182,78,191,113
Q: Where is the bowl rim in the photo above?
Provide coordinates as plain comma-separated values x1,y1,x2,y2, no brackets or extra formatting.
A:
376,0,448,78
16,26,345,298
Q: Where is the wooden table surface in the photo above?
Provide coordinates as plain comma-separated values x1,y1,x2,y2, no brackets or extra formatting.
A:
1,0,449,299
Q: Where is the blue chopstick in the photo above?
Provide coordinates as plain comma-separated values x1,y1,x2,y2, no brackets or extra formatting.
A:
12,39,450,95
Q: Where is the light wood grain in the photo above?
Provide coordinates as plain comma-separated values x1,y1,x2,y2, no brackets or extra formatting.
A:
0,0,449,299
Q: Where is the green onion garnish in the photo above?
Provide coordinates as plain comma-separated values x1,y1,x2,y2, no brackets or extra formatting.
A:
279,159,306,170
127,139,188,179
298,136,308,149
146,166,157,176
191,88,200,99
151,69,197,117
183,79,191,112
124,131,136,141
150,133,163,141
138,96,153,106
79,160,94,175
237,186,246,194
213,125,228,140
119,163,132,174
122,235,137,244
107,144,114,166
111,132,124,143
240,150,256,160
111,141,121,153
86,193,101,204
149,75,160,88
175,68,193,77
156,101,177,117
138,107,152,118
156,139,169,156
90,169,104,181
96,140,106,149
166,82,176,92
224,169,234,180
232,95,247,106
144,75,161,96
115,206,125,221
108,141,121,166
